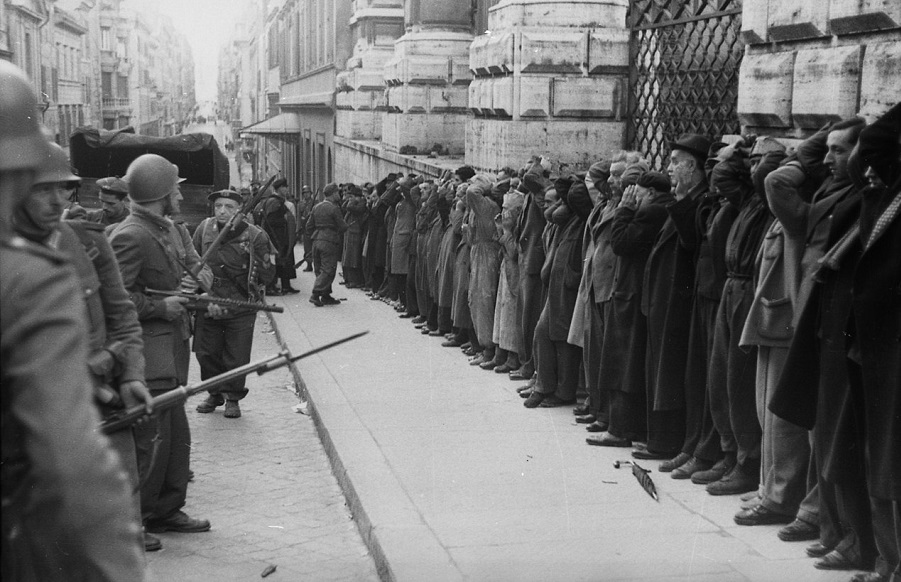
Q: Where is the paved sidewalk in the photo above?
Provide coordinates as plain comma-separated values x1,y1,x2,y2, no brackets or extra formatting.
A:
269,267,865,582
144,313,379,582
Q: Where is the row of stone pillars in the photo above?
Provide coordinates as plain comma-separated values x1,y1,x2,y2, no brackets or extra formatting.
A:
337,0,632,171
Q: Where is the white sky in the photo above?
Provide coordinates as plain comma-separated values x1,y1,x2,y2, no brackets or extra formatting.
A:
124,0,250,102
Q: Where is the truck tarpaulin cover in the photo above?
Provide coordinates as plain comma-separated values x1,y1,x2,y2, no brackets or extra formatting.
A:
70,126,229,189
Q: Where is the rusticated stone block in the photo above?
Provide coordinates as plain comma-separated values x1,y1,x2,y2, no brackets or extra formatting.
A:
336,91,353,110
484,32,515,75
468,79,487,114
491,76,514,117
395,84,429,113
490,0,627,30
587,28,630,74
792,46,862,129
354,69,387,92
769,0,828,41
519,31,587,74
403,56,451,85
737,51,795,128
429,86,469,113
518,76,551,117
829,0,901,34
469,35,490,76
551,77,619,118
740,0,768,44
858,41,901,122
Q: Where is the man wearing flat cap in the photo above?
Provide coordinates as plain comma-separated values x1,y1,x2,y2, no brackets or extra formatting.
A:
192,189,275,419
255,177,298,295
86,176,131,227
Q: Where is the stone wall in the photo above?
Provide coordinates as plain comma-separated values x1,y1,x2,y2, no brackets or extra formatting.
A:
738,0,900,138
466,0,630,172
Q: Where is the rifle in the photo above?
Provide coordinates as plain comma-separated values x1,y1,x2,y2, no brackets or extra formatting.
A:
101,330,369,433
146,288,285,313
194,174,277,276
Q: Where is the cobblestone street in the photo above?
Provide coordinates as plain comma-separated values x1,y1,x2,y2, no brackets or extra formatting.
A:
144,313,379,582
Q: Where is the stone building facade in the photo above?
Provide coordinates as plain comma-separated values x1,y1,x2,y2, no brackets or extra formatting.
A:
0,0,195,149
223,0,899,189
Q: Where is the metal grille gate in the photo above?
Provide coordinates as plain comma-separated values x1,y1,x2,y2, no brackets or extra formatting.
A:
627,0,745,169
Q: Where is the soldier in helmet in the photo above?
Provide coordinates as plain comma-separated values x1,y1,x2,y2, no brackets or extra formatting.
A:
1,60,145,580
192,189,276,419
109,153,214,537
85,176,131,227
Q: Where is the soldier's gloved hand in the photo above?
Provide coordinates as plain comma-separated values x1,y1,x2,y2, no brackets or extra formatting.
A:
121,380,153,414
161,295,189,320
204,299,229,319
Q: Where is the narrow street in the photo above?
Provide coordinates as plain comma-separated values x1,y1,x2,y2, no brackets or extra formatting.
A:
144,312,380,582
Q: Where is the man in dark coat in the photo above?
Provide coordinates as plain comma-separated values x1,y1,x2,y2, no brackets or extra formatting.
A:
255,178,298,294
85,176,131,226
848,103,901,582
768,118,876,571
640,134,711,460
306,183,348,306
524,176,590,408
341,184,368,288
588,171,672,447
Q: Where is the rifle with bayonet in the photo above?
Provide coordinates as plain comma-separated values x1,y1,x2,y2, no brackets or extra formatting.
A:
101,331,369,434
145,288,285,313
194,174,277,276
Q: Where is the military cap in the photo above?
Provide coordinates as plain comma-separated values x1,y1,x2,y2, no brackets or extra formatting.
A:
96,176,129,196
322,183,339,198
637,171,671,193
208,189,243,204
272,177,288,190
587,160,612,184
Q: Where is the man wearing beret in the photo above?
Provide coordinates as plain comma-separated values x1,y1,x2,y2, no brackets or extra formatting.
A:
306,183,347,306
86,176,131,227
193,189,275,419
255,177,298,295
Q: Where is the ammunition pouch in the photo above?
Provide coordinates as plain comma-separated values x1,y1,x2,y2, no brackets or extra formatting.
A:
88,340,128,409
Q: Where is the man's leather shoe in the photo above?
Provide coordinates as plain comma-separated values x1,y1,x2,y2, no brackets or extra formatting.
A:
805,542,833,558
523,392,546,408
658,452,691,473
320,295,341,306
849,572,888,582
442,339,462,347
585,421,608,433
575,414,597,424
144,531,162,552
778,518,820,542
494,364,514,374
146,511,211,533
479,359,498,370
734,504,793,526
586,432,632,447
429,330,444,337
814,549,858,570
706,463,758,496
224,400,241,419
309,295,323,307
691,456,735,484
632,449,673,461
399,312,414,318
573,404,591,416
196,394,224,413
671,457,712,480
539,395,576,408
411,315,427,324
421,328,431,335
282,286,300,295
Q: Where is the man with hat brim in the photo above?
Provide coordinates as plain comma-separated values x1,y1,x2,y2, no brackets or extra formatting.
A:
109,153,214,538
254,177,298,295
0,60,146,579
192,189,275,419
86,176,131,227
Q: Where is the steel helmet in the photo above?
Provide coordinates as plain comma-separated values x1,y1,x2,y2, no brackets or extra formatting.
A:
0,61,50,172
123,153,185,203
33,142,81,186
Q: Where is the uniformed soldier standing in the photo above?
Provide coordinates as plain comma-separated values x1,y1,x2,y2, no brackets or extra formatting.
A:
193,189,276,419
109,153,213,536
85,176,131,227
255,177,298,295
306,183,348,306
1,59,145,581
12,142,159,553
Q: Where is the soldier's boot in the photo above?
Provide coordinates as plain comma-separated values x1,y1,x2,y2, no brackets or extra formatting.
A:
196,393,225,413
224,400,241,419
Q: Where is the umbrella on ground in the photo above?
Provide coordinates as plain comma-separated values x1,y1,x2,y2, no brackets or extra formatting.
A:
613,460,659,501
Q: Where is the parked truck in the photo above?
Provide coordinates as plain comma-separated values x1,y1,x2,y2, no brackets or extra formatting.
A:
69,126,230,231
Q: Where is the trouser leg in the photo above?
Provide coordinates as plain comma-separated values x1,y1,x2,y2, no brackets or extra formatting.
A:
313,242,339,296
519,273,542,376
534,308,555,396
585,298,607,422
607,389,646,441
438,306,452,333
683,297,716,456
725,281,761,467
554,341,582,401
708,293,736,456
154,402,191,519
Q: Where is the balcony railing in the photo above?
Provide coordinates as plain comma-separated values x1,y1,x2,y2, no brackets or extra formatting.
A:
102,97,132,109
